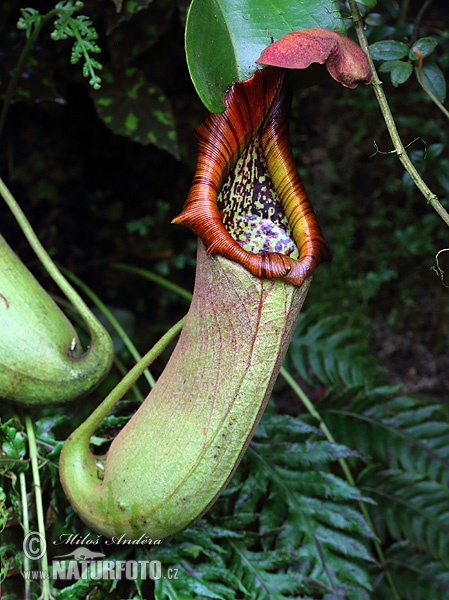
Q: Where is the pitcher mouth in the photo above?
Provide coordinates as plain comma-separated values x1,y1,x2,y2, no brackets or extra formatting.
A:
173,66,331,286
217,136,300,261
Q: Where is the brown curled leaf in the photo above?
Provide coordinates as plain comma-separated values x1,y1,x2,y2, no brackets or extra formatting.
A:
173,67,331,287
256,27,373,89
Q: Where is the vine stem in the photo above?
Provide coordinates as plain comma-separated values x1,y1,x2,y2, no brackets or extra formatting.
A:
347,0,449,228
279,367,401,600
24,415,54,600
0,177,111,351
19,472,31,600
72,317,185,436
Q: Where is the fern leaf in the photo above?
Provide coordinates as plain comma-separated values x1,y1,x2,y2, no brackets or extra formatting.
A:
321,385,449,593
226,414,375,597
287,307,381,388
322,388,449,485
152,522,247,599
359,468,449,566
149,411,374,599
375,542,449,600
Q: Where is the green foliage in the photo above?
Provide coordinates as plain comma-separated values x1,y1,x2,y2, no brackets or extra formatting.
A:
16,7,43,38
285,309,449,598
185,0,345,112
298,0,449,327
369,39,410,61
378,543,449,600
364,9,447,100
0,404,375,599
287,305,381,387
0,419,27,471
378,59,412,87
2,0,183,157
370,35,446,100
416,63,447,103
4,306,449,599
80,411,375,599
17,1,104,90
1,0,449,599
93,66,179,157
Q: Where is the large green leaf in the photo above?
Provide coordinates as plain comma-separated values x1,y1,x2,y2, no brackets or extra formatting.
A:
93,66,179,157
369,39,409,61
185,0,345,112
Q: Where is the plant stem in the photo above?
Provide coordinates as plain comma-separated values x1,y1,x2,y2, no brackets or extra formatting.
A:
347,0,449,228
414,0,435,36
73,317,185,435
24,414,54,600
114,355,145,402
279,367,401,600
0,176,112,356
19,472,31,600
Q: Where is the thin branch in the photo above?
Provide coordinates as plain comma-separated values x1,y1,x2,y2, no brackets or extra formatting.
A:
347,0,449,229
399,0,410,24
19,472,31,600
25,414,54,600
0,176,113,358
68,317,185,439
414,0,435,37
112,263,193,302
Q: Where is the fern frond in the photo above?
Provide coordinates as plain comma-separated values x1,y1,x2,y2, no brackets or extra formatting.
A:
222,413,374,597
226,540,366,600
51,5,103,89
375,542,449,600
358,468,449,566
148,410,375,599
287,306,381,388
322,387,449,485
320,384,449,594
17,8,42,37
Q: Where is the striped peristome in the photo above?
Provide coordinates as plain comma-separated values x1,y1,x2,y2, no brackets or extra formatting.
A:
173,66,331,286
